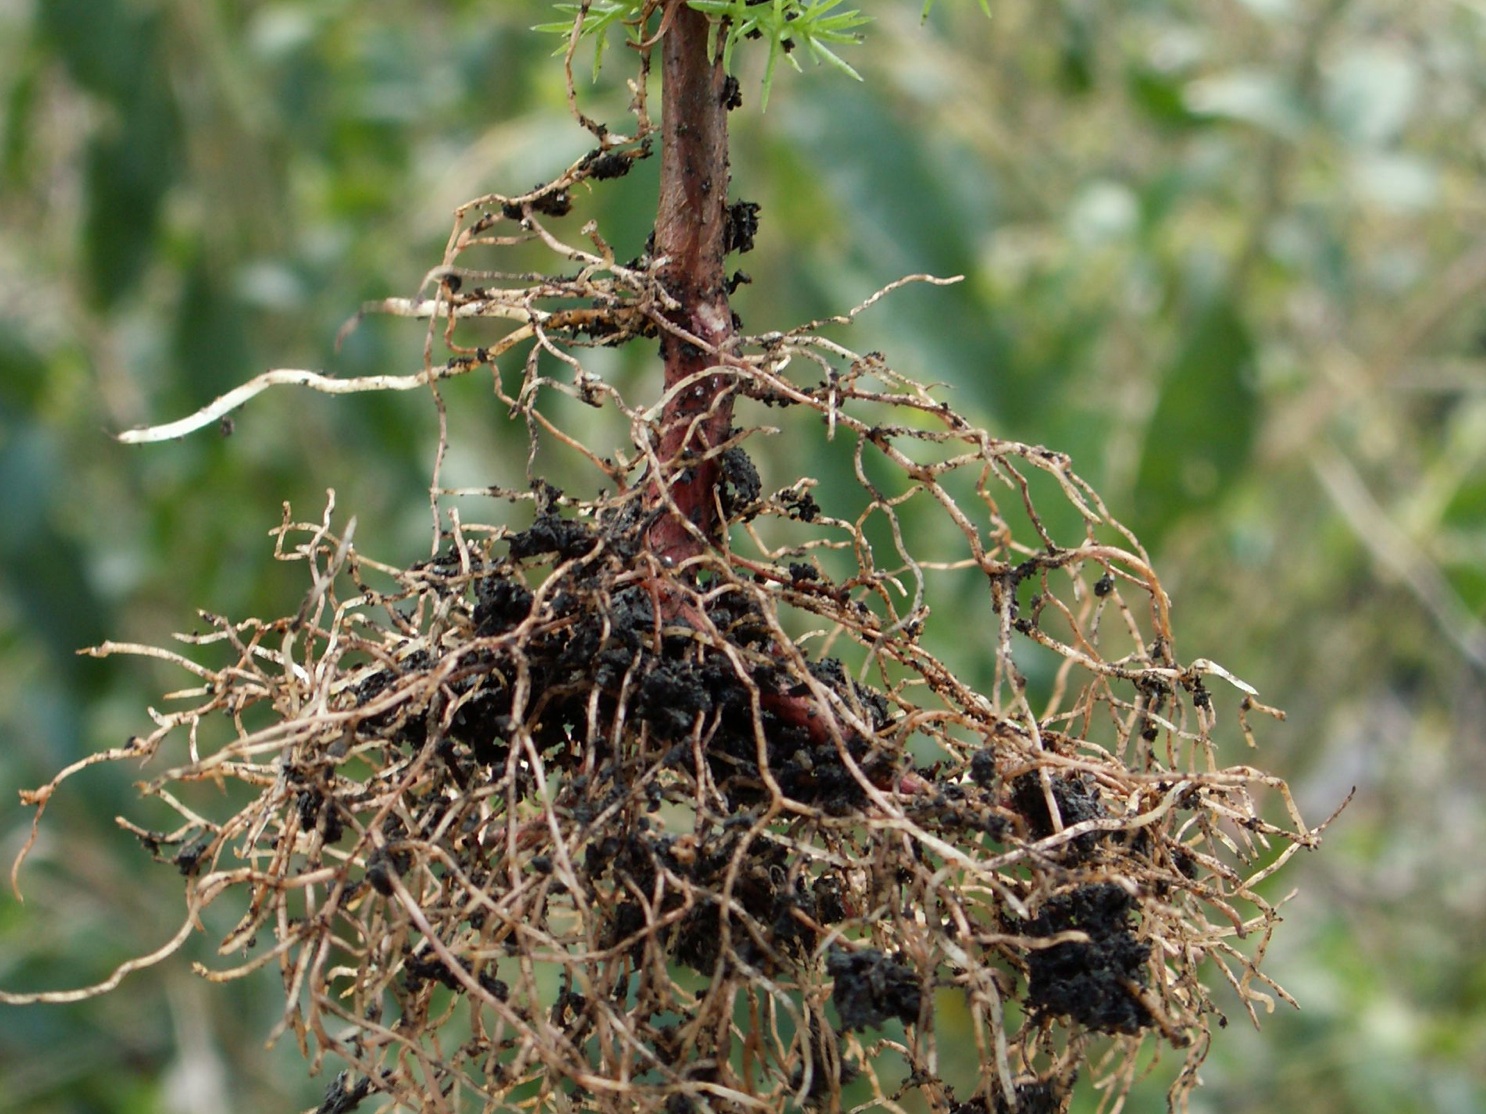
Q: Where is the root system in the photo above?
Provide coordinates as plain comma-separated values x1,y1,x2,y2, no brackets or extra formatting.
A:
4,8,1340,1114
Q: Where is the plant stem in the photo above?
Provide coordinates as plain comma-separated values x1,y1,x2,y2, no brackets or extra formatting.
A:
648,0,736,566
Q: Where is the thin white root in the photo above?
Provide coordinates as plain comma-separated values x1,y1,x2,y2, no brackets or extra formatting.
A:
115,364,478,445
0,911,198,1004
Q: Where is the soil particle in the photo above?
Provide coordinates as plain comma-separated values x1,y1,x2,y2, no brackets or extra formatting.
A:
501,187,572,219
636,659,713,736
813,875,848,924
672,902,723,973
174,837,207,877
365,843,411,897
508,513,597,561
950,1079,1068,1114
721,75,742,110
403,948,472,992
296,787,322,831
316,1072,374,1114
1022,883,1152,1034
449,687,513,765
724,200,761,254
1011,772,1106,859
720,445,762,519
970,748,997,788
473,575,533,636
780,487,820,522
826,946,922,1031
580,147,636,181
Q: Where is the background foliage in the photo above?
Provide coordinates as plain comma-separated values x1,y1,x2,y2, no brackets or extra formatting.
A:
2,1,1483,1111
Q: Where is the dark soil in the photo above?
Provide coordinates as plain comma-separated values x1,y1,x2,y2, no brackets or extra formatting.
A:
826,946,922,1031
1022,883,1153,1034
1011,772,1107,860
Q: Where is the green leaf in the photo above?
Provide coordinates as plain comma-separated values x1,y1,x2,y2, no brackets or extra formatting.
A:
0,424,112,682
82,120,177,308
42,2,183,307
1126,65,1203,130
537,0,891,105
1056,6,1096,95
534,2,645,82
2,56,39,188
0,324,47,411
36,0,149,100
686,0,870,109
1133,299,1258,545
172,253,257,407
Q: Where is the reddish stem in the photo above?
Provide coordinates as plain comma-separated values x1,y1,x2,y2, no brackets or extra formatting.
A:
639,10,911,789
647,1,736,566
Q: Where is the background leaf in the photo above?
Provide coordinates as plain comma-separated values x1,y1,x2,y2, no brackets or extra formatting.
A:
1133,297,1258,543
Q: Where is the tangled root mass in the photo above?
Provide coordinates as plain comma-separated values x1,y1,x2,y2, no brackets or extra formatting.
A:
7,26,1340,1114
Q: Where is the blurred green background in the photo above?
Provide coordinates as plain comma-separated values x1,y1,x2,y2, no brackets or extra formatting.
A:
2,1,1484,1111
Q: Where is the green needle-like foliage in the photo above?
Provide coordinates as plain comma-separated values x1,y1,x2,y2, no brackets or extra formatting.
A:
538,0,889,107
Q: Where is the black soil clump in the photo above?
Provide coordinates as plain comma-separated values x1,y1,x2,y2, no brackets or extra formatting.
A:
386,521,899,827
502,187,572,219
725,199,761,254
636,658,713,736
970,747,997,788
826,946,922,1031
1022,883,1152,1034
579,146,639,181
316,1072,375,1114
666,830,843,977
720,444,762,519
689,652,889,814
365,844,411,897
951,1078,1067,1114
508,512,597,561
473,575,533,636
448,685,513,766
1011,772,1107,859
721,74,743,111
779,486,820,521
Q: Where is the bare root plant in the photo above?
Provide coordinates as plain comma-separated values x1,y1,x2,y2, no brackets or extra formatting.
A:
5,6,1342,1114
